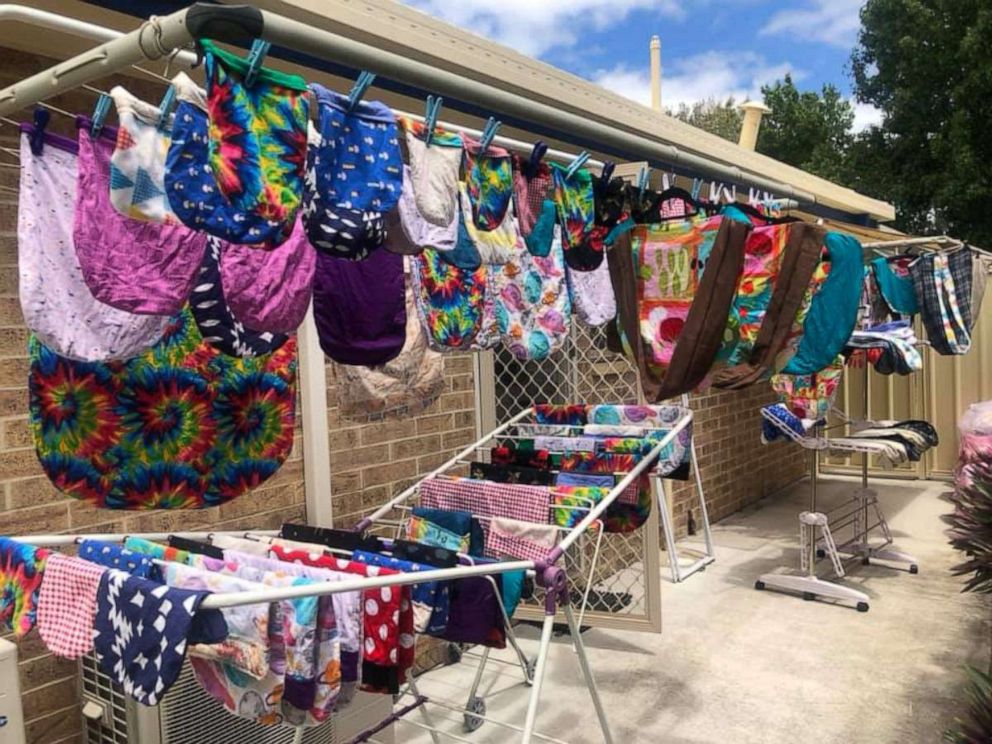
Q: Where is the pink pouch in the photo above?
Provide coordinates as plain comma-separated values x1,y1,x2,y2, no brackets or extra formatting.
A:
73,118,207,315
220,218,317,334
17,125,169,362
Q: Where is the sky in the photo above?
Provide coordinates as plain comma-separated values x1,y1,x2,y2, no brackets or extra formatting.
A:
399,0,883,132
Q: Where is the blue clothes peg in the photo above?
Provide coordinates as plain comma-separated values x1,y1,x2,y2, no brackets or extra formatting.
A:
637,166,650,198
691,178,703,202
348,71,376,111
157,85,176,132
29,107,50,155
244,39,271,88
90,92,112,139
565,151,590,179
424,96,443,147
478,117,501,154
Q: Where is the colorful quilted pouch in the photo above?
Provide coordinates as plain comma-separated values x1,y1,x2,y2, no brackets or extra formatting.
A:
550,163,602,271
411,247,487,351
108,86,181,224
463,134,513,231
202,40,308,238
310,83,402,211
493,227,571,360
28,308,298,509
166,73,294,246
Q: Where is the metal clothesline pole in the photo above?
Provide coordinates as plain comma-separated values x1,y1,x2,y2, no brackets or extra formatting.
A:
0,3,821,203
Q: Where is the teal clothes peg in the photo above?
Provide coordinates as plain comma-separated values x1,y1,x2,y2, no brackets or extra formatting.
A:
91,93,111,138
243,39,271,87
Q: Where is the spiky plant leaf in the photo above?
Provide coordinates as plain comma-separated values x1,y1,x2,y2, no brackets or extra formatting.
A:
943,667,992,743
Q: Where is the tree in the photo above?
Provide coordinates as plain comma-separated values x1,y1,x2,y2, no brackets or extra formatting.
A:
755,75,855,184
851,0,992,245
669,98,743,143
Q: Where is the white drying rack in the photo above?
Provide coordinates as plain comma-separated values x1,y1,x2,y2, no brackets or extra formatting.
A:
13,406,692,744
755,354,923,613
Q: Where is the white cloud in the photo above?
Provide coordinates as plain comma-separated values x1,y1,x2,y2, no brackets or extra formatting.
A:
761,0,864,48
851,100,883,132
400,0,682,58
593,52,803,112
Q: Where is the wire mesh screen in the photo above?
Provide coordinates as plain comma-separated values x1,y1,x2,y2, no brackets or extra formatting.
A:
493,323,640,421
492,322,663,633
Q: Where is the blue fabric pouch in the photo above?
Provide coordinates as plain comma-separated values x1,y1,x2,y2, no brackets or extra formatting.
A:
310,83,403,212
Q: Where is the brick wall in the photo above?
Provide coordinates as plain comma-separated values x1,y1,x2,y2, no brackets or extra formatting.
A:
325,353,477,527
669,386,809,539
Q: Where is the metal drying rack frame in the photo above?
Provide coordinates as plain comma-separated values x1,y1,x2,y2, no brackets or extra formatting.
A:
753,235,979,611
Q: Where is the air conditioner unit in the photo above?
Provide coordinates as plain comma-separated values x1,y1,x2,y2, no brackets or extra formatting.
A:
78,655,395,744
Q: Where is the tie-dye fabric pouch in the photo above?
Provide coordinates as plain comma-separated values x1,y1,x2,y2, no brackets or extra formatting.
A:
203,42,308,243
550,164,602,271
463,134,513,231
411,248,487,351
166,73,294,246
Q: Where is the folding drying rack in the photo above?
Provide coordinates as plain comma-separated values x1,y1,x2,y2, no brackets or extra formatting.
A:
754,349,922,612
14,404,692,743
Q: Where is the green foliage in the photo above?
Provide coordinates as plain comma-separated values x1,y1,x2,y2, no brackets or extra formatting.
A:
941,460,992,594
851,0,992,245
756,75,855,183
943,667,992,743
668,98,744,143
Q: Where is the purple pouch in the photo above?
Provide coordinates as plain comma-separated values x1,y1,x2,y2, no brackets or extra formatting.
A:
73,118,207,315
220,218,317,334
312,249,406,365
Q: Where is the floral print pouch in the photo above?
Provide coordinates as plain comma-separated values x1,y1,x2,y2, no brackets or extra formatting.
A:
493,226,571,360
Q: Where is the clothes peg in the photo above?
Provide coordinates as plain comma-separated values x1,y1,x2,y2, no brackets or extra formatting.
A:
90,92,112,139
423,95,443,147
709,181,720,204
565,151,590,179
690,178,703,201
662,173,671,191
530,140,548,173
157,85,176,132
29,107,50,156
600,162,616,183
478,117,501,154
243,39,271,88
637,166,650,199
347,71,376,111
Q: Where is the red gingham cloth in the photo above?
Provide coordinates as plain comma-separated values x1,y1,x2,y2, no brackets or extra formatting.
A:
37,553,106,659
419,477,551,539
485,518,556,563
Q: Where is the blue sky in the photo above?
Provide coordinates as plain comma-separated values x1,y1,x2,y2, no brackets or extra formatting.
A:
400,0,881,131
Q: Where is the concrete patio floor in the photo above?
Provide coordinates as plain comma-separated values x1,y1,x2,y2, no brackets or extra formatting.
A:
402,475,992,743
